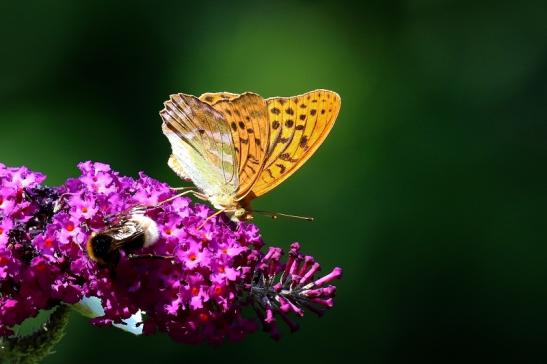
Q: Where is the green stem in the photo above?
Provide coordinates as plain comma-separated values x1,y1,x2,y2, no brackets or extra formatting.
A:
0,305,71,364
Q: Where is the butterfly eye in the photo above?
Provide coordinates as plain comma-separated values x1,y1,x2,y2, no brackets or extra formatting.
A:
234,208,246,218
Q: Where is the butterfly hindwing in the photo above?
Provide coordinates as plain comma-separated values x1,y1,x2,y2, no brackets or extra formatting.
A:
250,89,341,197
160,94,239,199
199,92,245,186
167,154,191,181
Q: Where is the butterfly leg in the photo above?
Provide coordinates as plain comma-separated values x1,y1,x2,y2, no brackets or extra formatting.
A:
196,208,227,230
155,189,202,207
128,253,174,261
171,186,197,191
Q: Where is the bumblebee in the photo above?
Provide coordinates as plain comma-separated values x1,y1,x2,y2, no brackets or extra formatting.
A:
86,206,160,267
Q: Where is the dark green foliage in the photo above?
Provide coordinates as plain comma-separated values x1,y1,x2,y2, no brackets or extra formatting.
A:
0,0,546,363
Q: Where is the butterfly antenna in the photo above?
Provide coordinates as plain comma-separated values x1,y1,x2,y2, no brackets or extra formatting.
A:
253,210,314,222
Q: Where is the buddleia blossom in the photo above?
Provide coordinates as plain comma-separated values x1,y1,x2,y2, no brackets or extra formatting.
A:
0,162,342,344
241,243,342,340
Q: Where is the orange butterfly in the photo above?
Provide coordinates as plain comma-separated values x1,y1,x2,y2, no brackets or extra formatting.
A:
160,89,340,222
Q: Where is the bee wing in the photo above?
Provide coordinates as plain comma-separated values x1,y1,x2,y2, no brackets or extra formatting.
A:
104,221,144,251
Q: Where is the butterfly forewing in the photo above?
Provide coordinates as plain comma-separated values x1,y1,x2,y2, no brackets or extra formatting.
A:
206,93,270,200
160,94,239,199
199,92,240,105
250,89,341,197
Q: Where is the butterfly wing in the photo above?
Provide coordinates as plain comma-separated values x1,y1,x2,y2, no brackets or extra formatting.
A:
204,93,270,200
167,154,191,181
199,92,240,105
250,89,341,198
160,94,239,201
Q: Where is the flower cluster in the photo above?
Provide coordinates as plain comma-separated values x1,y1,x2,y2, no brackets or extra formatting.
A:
0,162,341,344
0,164,60,336
242,243,342,340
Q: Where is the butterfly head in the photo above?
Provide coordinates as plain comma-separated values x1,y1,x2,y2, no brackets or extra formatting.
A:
216,201,253,222
231,207,253,222
227,198,254,222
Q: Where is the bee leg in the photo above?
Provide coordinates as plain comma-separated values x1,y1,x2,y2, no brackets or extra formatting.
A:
52,192,77,213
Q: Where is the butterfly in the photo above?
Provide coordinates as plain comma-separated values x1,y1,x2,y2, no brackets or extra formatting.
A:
160,89,340,222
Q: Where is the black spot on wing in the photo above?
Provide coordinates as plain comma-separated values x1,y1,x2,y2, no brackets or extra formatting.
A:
276,164,286,174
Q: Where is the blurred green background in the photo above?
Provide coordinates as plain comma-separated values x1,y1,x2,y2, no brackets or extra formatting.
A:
1,0,547,362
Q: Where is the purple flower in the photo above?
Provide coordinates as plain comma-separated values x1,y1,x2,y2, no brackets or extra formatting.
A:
240,243,342,340
0,162,342,344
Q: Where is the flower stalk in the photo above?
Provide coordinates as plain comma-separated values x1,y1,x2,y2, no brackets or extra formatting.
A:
0,305,70,364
